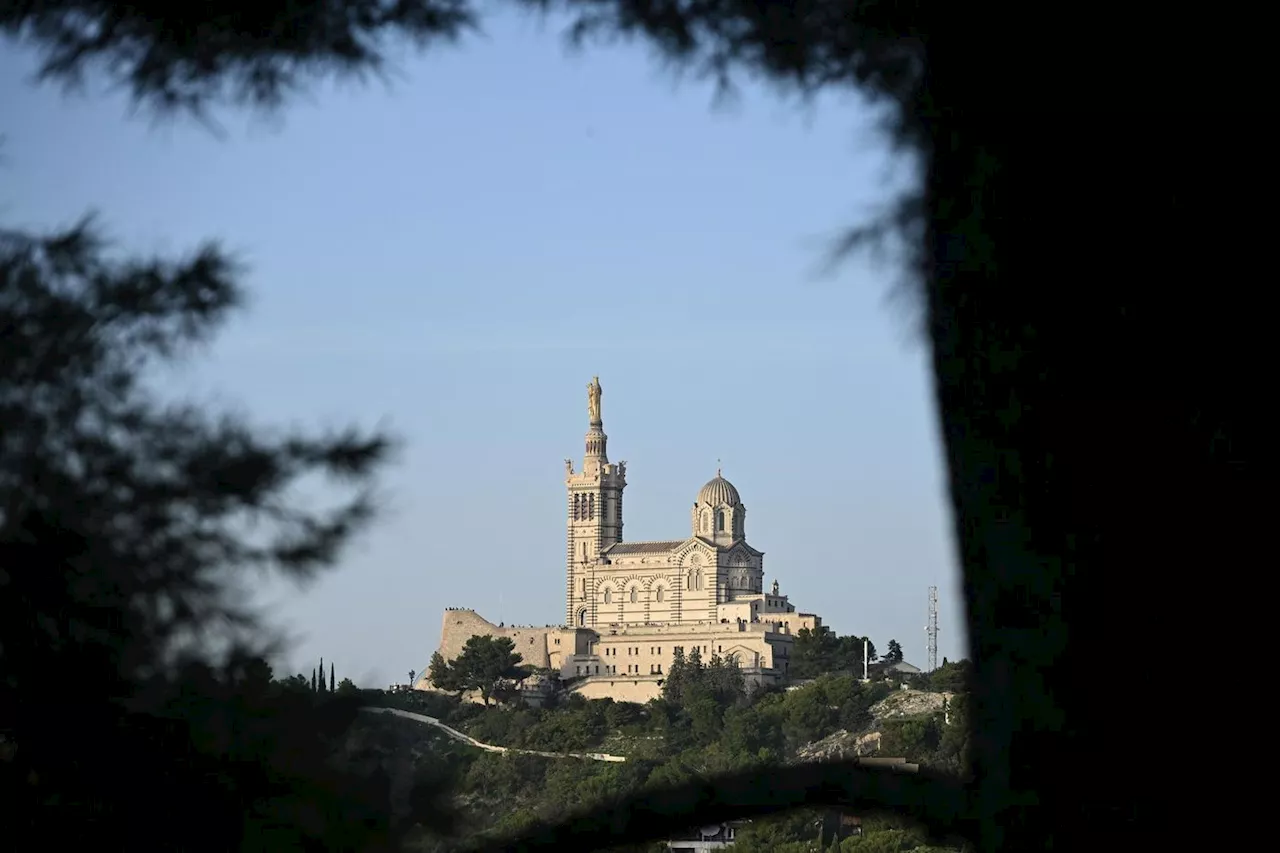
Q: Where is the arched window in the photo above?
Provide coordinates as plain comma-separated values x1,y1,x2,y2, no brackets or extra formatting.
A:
573,494,580,520
604,588,612,604
656,587,665,602
588,494,595,520
577,608,587,626
629,588,638,603
716,511,725,532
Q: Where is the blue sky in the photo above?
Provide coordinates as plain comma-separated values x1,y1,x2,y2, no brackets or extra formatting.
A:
2,9,967,687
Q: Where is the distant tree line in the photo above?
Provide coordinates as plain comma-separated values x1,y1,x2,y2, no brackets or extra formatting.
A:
791,627,902,679
271,656,360,696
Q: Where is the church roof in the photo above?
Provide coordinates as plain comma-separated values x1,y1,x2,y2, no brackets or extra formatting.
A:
697,473,741,507
603,539,686,555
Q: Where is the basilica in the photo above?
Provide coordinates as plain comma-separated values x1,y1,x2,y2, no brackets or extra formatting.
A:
422,378,823,704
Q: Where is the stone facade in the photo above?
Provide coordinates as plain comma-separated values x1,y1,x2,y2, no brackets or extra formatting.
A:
424,378,823,704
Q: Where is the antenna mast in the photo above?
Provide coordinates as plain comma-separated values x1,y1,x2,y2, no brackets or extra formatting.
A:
926,586,940,672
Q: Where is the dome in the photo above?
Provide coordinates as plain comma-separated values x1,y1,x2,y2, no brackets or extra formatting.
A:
697,472,741,507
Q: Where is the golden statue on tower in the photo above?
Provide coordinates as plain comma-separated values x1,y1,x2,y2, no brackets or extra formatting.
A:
587,376,602,423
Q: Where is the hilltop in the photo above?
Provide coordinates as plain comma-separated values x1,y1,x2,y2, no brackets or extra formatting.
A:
337,662,973,852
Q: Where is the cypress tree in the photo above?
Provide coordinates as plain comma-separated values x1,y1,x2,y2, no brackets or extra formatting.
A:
330,662,335,692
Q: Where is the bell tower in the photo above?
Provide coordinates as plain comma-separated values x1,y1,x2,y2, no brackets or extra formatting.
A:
565,376,627,628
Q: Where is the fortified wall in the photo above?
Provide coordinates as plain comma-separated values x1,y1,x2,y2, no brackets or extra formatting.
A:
435,608,588,675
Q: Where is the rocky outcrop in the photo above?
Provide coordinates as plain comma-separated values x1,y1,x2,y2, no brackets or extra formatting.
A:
794,730,882,763
870,688,951,723
793,689,952,764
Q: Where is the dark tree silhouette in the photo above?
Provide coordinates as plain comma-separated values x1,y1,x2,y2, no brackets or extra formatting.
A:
0,217,458,848
3,3,1252,853
0,0,477,116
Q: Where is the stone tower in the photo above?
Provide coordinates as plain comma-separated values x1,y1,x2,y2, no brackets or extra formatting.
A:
565,376,627,627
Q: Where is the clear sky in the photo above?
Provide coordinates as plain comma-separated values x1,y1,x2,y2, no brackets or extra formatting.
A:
2,9,967,688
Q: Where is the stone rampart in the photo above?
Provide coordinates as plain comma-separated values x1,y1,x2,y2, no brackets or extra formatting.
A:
436,608,557,670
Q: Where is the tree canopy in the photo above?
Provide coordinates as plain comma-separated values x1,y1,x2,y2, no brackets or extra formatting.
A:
791,627,878,679
430,636,529,706
1,1,920,124
0,215,415,846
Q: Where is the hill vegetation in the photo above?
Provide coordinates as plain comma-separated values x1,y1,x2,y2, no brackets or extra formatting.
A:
340,639,973,852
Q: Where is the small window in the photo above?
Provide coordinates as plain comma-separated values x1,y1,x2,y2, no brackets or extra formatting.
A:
630,588,637,603
656,587,665,602
716,511,725,531
604,589,612,604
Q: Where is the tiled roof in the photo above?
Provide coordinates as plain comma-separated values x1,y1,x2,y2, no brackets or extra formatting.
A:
604,540,687,555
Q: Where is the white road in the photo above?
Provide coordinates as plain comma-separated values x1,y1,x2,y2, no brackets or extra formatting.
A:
359,707,627,762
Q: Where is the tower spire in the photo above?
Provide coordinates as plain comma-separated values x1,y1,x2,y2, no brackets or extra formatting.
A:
584,376,607,462
567,377,626,628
